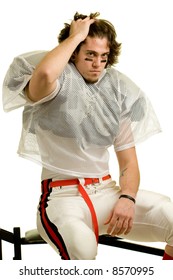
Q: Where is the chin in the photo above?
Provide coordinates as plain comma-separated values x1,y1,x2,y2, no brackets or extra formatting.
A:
84,78,99,84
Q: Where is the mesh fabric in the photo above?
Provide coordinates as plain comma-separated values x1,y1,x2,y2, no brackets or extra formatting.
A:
2,51,161,178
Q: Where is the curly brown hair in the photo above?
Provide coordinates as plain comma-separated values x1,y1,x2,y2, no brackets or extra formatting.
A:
58,12,122,66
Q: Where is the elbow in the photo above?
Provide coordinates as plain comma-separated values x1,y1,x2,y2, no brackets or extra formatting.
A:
35,66,54,84
26,68,56,102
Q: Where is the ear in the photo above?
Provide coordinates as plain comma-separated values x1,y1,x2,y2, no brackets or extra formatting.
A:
70,52,76,62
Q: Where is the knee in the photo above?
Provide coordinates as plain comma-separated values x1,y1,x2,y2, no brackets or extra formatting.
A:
61,223,98,260
70,236,98,260
159,201,173,244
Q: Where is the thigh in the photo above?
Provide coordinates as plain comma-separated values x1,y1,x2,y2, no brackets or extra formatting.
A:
120,189,173,243
92,180,120,234
37,186,98,259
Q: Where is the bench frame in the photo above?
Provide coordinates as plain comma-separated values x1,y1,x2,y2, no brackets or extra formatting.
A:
0,227,164,260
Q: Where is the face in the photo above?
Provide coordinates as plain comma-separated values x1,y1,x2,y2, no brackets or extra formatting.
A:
73,36,110,83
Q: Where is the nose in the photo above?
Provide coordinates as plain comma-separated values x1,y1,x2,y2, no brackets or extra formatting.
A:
92,57,101,67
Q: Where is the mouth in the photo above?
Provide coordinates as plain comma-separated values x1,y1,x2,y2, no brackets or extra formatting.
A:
90,70,100,73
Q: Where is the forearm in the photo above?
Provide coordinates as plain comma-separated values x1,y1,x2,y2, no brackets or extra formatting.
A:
34,34,82,82
116,147,140,198
105,147,139,236
27,34,82,101
27,16,95,101
119,161,140,198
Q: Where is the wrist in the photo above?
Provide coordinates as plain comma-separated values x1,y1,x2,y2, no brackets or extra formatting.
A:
119,194,136,204
68,33,85,44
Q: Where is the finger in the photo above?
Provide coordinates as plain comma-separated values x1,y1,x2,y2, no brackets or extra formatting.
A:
104,213,112,225
124,219,133,235
109,217,133,236
82,17,95,25
110,219,123,236
116,220,129,236
106,217,121,236
106,220,116,235
82,16,94,21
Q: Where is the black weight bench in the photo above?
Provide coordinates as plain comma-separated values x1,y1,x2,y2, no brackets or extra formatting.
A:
0,227,164,260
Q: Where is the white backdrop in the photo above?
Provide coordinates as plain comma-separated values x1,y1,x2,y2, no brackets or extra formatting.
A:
0,0,173,268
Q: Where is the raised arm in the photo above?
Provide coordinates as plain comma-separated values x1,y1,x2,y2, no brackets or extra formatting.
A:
26,17,95,102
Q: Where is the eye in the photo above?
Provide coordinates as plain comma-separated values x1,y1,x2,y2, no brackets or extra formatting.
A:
86,52,94,57
102,53,109,59
101,53,109,63
85,52,95,61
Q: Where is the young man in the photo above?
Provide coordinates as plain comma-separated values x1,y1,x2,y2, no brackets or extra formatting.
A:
3,12,173,260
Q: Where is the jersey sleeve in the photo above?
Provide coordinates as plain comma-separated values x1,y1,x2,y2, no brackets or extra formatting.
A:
114,72,162,151
2,51,59,112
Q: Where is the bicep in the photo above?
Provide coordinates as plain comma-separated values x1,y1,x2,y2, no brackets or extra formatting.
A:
26,75,57,102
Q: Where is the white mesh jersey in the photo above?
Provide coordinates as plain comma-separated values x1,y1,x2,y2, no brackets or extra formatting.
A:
3,51,161,179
